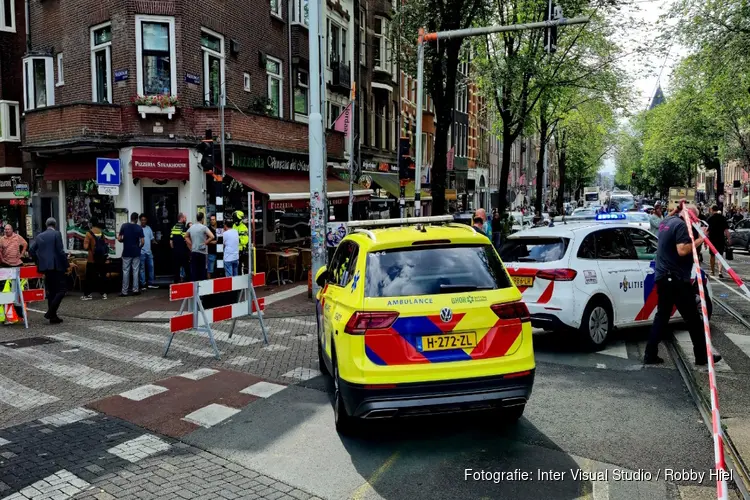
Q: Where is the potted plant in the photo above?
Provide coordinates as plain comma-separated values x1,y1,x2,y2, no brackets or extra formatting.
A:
132,94,179,119
251,97,274,116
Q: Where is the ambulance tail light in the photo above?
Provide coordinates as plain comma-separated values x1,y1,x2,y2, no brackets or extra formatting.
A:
536,269,578,281
491,302,531,323
345,312,399,334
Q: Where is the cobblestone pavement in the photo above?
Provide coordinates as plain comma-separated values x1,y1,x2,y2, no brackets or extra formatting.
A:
0,410,321,500
0,314,318,429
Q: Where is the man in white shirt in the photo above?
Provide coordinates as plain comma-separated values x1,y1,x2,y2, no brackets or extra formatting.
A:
222,219,240,277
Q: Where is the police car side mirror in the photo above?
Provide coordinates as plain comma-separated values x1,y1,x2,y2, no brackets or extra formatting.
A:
315,266,328,287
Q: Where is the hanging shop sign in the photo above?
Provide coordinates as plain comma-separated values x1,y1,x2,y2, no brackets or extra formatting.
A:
13,183,30,198
0,176,23,195
232,152,309,172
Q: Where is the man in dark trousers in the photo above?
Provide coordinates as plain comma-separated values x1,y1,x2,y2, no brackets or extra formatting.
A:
170,213,190,283
29,217,68,324
707,205,730,278
644,205,722,366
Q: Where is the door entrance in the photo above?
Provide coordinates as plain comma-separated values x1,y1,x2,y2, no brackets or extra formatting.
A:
143,187,179,277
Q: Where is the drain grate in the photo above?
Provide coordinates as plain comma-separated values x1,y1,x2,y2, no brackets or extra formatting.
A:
0,337,60,349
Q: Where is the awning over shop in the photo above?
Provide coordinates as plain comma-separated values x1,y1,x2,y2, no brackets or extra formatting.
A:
225,167,372,208
132,148,190,180
368,171,434,201
44,153,119,181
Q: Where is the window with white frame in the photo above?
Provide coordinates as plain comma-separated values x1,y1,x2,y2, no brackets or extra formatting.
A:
1,0,14,32
266,56,283,118
392,103,398,152
91,23,112,103
0,101,20,142
327,19,347,66
373,17,388,70
291,0,308,25
56,53,64,86
201,28,225,106
359,10,366,66
369,96,375,146
270,0,283,18
23,56,54,110
136,16,177,96
243,73,251,92
294,69,308,117
421,132,427,164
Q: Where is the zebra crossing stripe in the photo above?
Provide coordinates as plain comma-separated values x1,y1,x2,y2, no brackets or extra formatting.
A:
0,347,127,389
93,326,218,358
1,469,89,500
49,333,182,372
0,373,59,410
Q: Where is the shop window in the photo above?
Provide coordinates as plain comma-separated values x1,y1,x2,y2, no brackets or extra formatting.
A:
266,56,283,118
359,9,366,66
65,181,116,255
327,19,347,66
1,0,14,32
270,0,282,19
56,53,64,87
91,23,112,103
136,16,177,97
23,56,54,111
201,28,225,106
291,0,308,25
0,101,20,142
294,69,309,118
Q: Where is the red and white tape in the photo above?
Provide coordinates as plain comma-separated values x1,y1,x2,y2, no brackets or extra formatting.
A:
683,209,729,500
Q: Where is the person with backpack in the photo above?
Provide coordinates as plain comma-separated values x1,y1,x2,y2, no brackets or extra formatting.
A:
82,219,108,300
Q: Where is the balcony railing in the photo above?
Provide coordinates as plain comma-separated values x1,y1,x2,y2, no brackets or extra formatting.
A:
330,60,350,91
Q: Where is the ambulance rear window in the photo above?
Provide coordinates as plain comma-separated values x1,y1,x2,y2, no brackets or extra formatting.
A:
364,244,512,298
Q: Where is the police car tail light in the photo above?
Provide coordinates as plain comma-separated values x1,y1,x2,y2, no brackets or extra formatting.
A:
344,312,399,334
491,302,531,323
536,269,577,281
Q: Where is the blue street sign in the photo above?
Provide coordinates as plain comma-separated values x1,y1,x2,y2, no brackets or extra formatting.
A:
96,158,121,186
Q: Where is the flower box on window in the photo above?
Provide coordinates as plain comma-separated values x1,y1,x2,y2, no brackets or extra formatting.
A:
132,94,179,119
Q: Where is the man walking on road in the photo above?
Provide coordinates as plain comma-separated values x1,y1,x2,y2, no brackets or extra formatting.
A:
118,212,144,297
185,212,215,282
707,205,730,278
644,205,721,366
29,218,67,324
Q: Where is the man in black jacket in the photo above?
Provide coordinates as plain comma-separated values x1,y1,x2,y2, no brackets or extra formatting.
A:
29,217,68,324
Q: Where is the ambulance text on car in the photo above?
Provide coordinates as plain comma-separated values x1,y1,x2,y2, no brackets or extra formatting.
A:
499,214,711,349
314,216,535,434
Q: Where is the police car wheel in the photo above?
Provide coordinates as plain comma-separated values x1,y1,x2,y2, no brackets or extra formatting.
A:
580,300,612,350
333,355,356,435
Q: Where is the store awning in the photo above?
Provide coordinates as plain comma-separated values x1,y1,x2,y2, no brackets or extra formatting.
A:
44,152,119,181
225,167,373,205
368,171,433,201
132,148,190,180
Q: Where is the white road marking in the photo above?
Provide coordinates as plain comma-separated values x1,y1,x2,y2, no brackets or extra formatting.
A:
596,363,607,369
182,403,240,428
710,275,750,303
49,333,181,372
723,332,750,362
262,344,288,352
134,311,179,319
39,407,98,427
106,434,171,463
598,342,629,360
0,438,10,446
1,469,90,500
263,285,308,305
674,331,732,372
119,384,169,401
593,479,609,500
285,317,315,326
282,367,322,380
178,368,219,380
93,325,217,358
0,347,127,389
240,381,287,398
0,374,59,410
228,356,257,366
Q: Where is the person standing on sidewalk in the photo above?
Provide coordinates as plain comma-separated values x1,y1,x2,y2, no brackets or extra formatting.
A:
707,205,730,279
0,224,27,267
207,214,219,278
170,213,190,283
29,218,67,324
118,212,144,297
644,205,722,366
81,219,108,300
139,214,157,289
222,220,240,277
184,212,215,282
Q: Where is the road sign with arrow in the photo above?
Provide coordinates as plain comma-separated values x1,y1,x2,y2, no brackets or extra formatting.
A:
96,158,121,194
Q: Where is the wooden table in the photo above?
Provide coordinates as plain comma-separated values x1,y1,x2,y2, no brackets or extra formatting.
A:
266,251,299,285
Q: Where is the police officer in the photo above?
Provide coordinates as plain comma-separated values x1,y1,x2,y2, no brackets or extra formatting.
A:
644,204,722,366
170,212,190,283
234,210,249,274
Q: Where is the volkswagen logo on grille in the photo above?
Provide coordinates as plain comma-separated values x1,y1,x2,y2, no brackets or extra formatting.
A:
440,307,453,323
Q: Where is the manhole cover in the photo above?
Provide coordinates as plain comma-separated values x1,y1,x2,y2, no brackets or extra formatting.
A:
0,337,59,349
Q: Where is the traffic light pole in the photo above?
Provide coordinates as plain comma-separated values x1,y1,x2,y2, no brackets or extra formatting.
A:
413,16,589,214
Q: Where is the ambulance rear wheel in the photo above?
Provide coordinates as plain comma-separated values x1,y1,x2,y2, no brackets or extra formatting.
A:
579,299,612,351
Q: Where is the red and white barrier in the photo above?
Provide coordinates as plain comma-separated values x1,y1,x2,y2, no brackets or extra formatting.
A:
683,210,729,500
164,272,269,359
0,266,45,328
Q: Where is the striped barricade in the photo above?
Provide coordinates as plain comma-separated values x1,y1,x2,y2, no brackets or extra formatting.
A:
164,273,269,359
0,266,46,328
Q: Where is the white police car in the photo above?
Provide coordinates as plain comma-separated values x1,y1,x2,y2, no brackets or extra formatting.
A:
499,213,712,349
